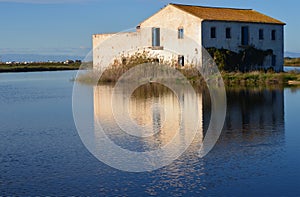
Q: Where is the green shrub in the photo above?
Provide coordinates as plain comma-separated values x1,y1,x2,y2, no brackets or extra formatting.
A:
207,46,273,72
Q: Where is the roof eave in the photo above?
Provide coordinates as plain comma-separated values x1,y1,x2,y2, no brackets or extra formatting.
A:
202,19,286,25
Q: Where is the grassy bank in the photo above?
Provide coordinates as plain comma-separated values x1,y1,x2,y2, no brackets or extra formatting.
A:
222,71,300,87
76,66,300,87
0,62,82,73
75,50,300,87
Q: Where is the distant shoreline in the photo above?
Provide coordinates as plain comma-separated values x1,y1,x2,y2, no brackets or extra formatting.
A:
1,62,300,73
0,56,299,73
0,67,79,73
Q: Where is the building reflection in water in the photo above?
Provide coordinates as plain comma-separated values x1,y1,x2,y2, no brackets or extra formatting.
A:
93,84,285,194
219,87,284,144
144,87,285,195
94,84,284,152
93,83,203,153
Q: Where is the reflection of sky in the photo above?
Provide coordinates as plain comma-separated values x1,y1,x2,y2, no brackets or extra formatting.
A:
284,88,300,183
284,66,300,72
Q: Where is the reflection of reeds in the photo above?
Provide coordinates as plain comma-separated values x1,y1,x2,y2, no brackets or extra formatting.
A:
225,84,283,92
131,83,174,99
129,82,211,100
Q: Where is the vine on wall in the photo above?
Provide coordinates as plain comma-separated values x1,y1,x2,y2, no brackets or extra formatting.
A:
207,46,273,72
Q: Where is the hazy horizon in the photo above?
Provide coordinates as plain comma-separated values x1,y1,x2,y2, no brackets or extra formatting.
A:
1,51,300,63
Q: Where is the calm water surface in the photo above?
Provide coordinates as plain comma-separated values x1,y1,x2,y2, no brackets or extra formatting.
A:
284,66,300,72
0,71,300,196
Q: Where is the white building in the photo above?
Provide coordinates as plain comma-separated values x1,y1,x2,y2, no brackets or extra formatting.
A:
93,3,285,72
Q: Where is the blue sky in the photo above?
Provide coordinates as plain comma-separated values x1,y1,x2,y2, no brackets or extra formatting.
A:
0,0,299,60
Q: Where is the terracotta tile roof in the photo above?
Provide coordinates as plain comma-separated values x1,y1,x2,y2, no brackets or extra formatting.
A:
170,4,285,25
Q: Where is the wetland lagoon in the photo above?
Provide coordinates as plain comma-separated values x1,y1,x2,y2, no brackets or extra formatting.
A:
1,70,300,195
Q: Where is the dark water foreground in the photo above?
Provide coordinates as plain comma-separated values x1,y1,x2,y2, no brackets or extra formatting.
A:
0,71,300,196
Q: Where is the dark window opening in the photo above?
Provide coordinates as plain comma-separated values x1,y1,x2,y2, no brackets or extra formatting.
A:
226,28,231,39
272,55,276,66
259,29,264,40
241,26,249,45
271,30,276,40
152,27,160,47
122,58,127,65
178,28,184,39
211,27,216,38
178,55,184,67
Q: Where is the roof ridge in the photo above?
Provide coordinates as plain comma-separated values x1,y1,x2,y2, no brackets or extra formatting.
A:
169,3,252,11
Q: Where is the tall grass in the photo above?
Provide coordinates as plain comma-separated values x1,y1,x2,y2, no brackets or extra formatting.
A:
76,51,300,87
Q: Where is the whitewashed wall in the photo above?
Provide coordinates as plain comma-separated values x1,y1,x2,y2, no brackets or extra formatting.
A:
140,5,203,67
93,5,203,70
93,32,143,70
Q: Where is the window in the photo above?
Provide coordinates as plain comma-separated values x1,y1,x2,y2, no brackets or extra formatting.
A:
178,55,184,67
210,27,216,38
226,28,231,39
241,26,249,45
152,27,160,47
271,30,276,40
178,28,184,39
259,29,264,40
272,55,276,66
